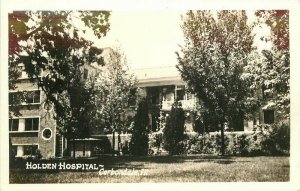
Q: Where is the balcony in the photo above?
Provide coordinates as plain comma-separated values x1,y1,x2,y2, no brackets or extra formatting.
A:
161,99,196,111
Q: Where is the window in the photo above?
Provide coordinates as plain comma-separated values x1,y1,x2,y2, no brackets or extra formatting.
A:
26,91,40,104
18,65,29,79
264,110,275,124
9,91,40,105
17,64,41,79
176,85,185,101
84,69,88,79
11,145,17,157
9,119,19,131
23,145,38,155
42,128,52,140
25,118,39,131
9,92,22,105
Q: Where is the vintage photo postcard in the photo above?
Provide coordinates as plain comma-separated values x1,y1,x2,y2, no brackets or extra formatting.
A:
1,0,300,191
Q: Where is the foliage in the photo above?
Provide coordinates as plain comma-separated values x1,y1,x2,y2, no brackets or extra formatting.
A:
243,10,290,118
246,122,290,155
95,48,137,134
57,71,99,139
130,98,149,156
177,10,257,155
148,132,163,155
9,10,110,89
163,103,185,155
9,11,110,138
182,121,290,156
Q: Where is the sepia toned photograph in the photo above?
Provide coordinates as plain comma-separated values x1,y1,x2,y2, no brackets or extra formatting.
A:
1,0,300,190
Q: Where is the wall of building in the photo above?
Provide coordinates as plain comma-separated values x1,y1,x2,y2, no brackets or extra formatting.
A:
9,79,57,159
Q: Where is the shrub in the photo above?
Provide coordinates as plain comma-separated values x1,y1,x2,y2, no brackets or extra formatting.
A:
148,132,163,155
166,120,290,156
246,122,290,155
35,149,42,160
163,103,185,155
236,134,249,156
272,121,290,153
130,98,149,156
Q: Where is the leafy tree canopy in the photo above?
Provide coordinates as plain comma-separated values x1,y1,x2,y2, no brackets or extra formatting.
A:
9,10,110,94
177,10,257,125
95,48,137,134
243,10,289,118
177,10,257,155
9,11,111,137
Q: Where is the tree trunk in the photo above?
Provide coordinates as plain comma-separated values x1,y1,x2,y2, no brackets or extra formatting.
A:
220,122,225,156
112,130,115,156
118,132,121,154
72,136,76,158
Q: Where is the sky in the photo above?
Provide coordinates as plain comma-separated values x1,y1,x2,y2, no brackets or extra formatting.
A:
94,11,185,69
83,10,271,70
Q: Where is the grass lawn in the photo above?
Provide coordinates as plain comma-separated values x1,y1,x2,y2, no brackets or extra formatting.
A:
9,155,289,183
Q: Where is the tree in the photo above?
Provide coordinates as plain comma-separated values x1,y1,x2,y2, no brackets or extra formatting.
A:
57,69,100,158
9,11,110,90
243,10,289,118
9,11,110,156
176,10,257,155
163,103,185,155
130,98,149,156
95,48,137,155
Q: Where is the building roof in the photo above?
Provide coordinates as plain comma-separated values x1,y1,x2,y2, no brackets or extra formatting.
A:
91,47,185,87
133,66,180,80
133,66,184,87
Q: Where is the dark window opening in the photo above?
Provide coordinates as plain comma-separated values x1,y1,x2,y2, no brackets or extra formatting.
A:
176,86,185,101
147,87,160,105
42,128,52,139
9,91,40,105
25,118,39,131
84,69,88,79
26,90,40,104
9,92,22,105
11,145,17,157
231,113,244,131
23,145,38,155
9,119,19,131
264,110,275,124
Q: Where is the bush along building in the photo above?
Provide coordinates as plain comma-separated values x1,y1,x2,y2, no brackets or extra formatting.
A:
9,64,285,159
133,66,279,133
134,66,289,156
134,66,197,133
9,46,286,159
9,63,286,159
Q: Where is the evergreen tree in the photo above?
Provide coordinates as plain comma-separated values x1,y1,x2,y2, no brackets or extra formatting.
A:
163,102,185,155
130,98,149,156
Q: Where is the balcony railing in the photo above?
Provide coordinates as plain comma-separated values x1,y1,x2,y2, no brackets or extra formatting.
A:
161,99,196,111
